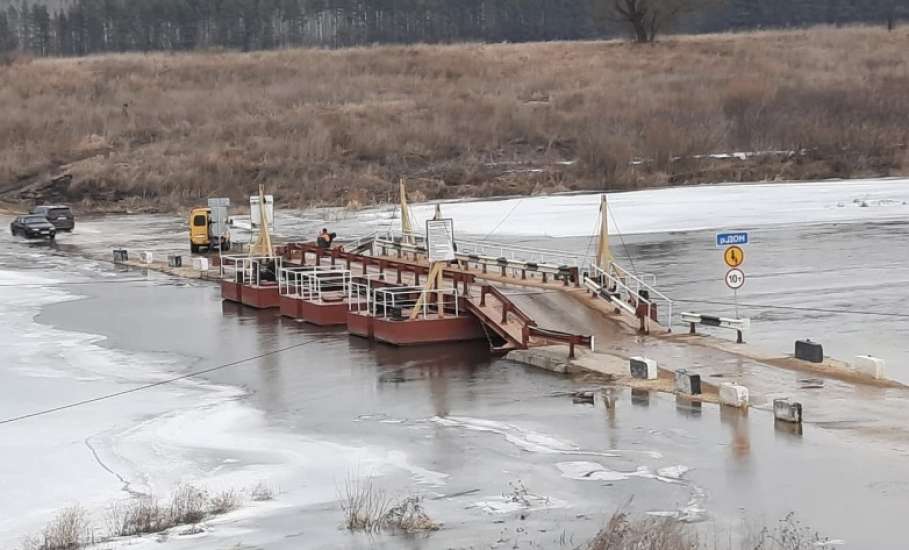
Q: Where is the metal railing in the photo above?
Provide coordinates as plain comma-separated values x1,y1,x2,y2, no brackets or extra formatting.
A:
279,266,351,302
373,286,460,320
373,234,580,286
221,255,283,287
376,229,591,268
348,281,461,321
584,262,673,331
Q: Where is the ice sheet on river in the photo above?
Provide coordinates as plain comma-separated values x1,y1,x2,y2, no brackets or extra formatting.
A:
0,269,445,546
366,179,909,237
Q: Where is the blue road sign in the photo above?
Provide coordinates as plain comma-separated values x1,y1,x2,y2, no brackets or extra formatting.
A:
716,232,749,248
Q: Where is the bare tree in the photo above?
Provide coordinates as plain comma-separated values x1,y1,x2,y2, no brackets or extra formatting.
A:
593,0,716,43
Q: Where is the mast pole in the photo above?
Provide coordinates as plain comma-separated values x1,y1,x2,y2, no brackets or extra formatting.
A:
596,194,613,272
400,178,414,244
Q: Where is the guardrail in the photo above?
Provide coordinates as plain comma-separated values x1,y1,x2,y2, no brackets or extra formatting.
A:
221,255,284,286
681,312,749,344
583,263,672,333
479,285,536,327
348,282,461,321
278,265,337,296
283,242,477,291
376,229,592,268
373,236,580,287
280,268,352,303
524,325,593,360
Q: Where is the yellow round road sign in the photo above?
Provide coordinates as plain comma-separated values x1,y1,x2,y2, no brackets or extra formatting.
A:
724,245,745,268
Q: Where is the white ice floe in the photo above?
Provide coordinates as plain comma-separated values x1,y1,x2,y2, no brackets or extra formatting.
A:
432,415,580,454
367,178,909,237
556,462,689,484
431,416,662,459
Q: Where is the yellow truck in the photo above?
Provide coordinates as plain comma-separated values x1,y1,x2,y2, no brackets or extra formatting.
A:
189,206,231,253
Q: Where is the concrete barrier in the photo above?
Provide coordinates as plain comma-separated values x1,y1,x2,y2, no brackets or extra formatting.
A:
719,383,749,408
630,357,658,380
193,257,210,271
674,369,702,395
852,355,885,379
795,339,823,363
773,398,803,424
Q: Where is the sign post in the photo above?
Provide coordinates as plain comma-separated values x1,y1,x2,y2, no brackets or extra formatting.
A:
717,231,749,319
426,218,456,263
410,218,455,320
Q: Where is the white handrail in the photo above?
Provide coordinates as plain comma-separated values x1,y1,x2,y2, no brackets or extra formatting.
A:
586,262,673,330
377,229,592,267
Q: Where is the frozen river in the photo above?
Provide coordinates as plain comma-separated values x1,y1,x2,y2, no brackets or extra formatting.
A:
2,179,909,548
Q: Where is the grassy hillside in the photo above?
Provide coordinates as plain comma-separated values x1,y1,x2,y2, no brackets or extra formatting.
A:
1,25,908,211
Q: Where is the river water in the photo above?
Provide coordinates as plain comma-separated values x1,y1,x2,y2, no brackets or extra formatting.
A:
2,180,909,548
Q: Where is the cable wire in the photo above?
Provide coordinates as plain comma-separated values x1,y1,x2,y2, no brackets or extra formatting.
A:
605,198,639,276
481,198,525,242
0,336,326,426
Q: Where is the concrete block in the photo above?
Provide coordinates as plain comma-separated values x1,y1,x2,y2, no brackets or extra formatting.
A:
852,355,885,379
795,339,823,363
193,257,210,271
630,356,658,380
167,255,182,268
674,369,702,395
773,398,802,424
719,383,749,408
141,251,153,264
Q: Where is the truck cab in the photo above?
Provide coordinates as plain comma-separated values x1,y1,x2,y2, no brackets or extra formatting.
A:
189,207,231,253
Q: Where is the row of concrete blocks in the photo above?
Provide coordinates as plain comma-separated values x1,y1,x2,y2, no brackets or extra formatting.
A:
630,357,803,423
112,249,208,270
795,339,886,379
629,357,749,408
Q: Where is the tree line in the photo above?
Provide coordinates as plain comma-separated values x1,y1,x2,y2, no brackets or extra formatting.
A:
1,0,906,56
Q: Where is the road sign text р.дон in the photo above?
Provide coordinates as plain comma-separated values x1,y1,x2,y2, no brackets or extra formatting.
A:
716,232,749,248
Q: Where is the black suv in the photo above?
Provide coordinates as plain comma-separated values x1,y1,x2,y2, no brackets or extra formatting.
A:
30,205,74,231
10,215,56,240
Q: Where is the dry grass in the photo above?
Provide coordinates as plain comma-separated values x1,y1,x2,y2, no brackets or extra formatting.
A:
103,482,244,539
2,25,908,211
584,510,831,550
339,476,393,533
209,489,242,514
586,510,698,550
339,476,439,533
20,506,94,550
249,481,276,502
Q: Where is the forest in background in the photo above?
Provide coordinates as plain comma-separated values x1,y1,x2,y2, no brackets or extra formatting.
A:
1,0,908,56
